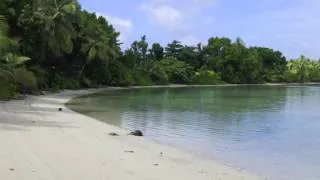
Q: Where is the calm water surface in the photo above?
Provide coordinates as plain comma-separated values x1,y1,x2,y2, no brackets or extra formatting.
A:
68,86,320,180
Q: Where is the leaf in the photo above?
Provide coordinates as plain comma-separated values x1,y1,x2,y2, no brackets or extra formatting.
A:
61,3,76,14
5,53,31,66
16,56,31,65
87,46,97,62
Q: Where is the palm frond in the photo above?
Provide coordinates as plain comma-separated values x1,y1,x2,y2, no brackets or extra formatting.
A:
87,46,97,62
0,15,8,34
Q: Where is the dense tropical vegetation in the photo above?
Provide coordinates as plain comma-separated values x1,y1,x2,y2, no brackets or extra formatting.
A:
1,0,320,99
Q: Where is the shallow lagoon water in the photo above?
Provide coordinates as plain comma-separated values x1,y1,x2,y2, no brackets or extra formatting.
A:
68,86,320,180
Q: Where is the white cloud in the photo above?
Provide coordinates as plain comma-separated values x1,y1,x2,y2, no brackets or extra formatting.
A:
139,3,188,34
138,0,216,40
96,13,133,42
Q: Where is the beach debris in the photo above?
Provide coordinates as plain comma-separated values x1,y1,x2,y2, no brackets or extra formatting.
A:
124,150,135,153
128,130,143,136
154,163,159,166
32,120,35,124
9,168,15,171
108,132,119,136
58,108,63,111
160,152,163,157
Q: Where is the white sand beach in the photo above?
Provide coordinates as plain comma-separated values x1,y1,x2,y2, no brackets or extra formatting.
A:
0,88,264,180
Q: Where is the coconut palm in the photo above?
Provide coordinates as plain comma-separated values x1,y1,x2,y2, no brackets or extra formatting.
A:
35,0,77,56
78,29,118,76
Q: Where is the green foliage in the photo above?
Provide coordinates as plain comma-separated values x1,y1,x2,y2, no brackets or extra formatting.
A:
2,0,320,100
149,62,168,85
165,40,183,59
155,58,194,84
28,65,49,89
14,67,37,89
0,79,15,100
200,37,287,84
64,78,81,89
192,70,222,85
0,14,38,98
285,56,320,83
50,73,66,90
106,61,135,86
132,71,153,86
49,74,79,90
0,15,11,54
80,77,92,88
149,43,164,61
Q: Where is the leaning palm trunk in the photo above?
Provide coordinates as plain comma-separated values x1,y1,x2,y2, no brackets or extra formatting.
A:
78,63,87,78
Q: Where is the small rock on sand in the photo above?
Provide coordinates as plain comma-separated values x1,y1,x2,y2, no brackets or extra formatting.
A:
108,132,119,136
124,150,135,153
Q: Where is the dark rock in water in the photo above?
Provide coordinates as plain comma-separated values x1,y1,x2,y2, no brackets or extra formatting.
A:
109,132,119,136
128,130,143,136
58,108,63,111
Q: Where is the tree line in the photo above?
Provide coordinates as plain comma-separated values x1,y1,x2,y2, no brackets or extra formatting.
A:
1,0,320,99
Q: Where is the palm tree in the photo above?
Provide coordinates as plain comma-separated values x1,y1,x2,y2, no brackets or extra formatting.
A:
78,35,117,77
307,60,320,82
35,0,77,56
297,55,307,82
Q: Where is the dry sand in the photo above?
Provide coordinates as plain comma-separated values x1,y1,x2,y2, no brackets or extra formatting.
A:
0,88,265,180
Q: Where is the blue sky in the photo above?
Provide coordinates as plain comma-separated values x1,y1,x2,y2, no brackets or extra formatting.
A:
78,0,320,59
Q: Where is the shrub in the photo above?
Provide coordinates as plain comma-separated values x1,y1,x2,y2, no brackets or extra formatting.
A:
50,73,65,90
284,71,299,83
192,70,222,85
80,77,92,88
132,71,153,86
155,58,194,84
149,64,168,85
0,79,15,100
28,65,49,89
64,78,80,89
14,67,38,94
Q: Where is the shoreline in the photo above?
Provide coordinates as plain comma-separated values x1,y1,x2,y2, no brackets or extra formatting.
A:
2,87,264,180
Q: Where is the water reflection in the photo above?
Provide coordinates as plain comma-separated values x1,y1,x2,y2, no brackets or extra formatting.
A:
68,86,320,180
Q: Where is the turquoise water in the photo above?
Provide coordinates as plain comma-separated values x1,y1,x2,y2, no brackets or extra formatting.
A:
68,86,320,180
